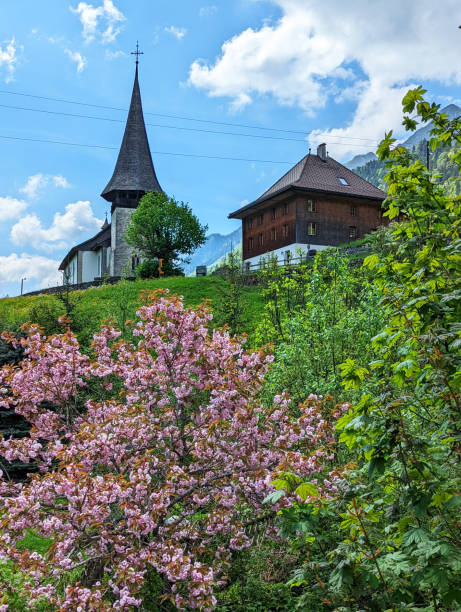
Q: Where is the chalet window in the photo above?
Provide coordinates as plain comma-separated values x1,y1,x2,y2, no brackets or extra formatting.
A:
248,237,254,250
307,222,317,236
283,203,289,215
248,217,254,229
349,226,357,240
283,224,289,238
258,213,264,225
350,205,356,216
271,228,277,241
258,233,264,246
307,200,316,212
245,262,251,273
339,177,349,186
271,207,276,220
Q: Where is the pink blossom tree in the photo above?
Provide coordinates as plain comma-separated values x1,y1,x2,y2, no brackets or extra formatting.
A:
0,291,342,610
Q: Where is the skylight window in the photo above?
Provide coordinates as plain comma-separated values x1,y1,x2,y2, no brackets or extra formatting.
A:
338,177,349,186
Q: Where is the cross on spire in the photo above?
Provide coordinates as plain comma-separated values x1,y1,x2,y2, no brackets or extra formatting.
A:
131,41,143,65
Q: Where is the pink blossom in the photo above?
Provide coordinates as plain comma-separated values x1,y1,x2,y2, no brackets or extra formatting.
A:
0,290,342,609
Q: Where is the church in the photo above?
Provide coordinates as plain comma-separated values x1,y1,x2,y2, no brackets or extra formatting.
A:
59,55,162,284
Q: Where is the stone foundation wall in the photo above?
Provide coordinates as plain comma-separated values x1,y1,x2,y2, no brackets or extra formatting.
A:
21,276,125,297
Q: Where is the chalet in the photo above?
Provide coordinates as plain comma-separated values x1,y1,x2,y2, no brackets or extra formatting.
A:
228,143,386,268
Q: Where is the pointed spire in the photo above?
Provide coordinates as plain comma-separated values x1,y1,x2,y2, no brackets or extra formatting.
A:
101,59,162,202
101,212,109,229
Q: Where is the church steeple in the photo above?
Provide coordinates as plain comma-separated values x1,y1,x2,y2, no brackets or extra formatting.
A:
101,49,162,208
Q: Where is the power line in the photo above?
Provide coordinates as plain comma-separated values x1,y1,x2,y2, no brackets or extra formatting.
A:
0,134,296,163
0,88,381,144
0,102,307,143
0,102,381,147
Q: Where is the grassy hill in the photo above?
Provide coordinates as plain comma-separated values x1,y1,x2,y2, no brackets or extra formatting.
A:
0,276,264,346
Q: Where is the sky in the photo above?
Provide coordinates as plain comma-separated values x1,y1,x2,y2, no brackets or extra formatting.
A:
0,0,460,296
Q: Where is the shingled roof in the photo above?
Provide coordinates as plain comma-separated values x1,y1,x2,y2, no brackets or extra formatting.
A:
58,223,111,271
229,151,386,218
101,64,162,201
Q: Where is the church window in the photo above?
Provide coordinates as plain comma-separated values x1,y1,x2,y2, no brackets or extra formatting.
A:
131,255,140,272
349,226,357,240
307,200,316,212
307,222,317,236
97,252,102,276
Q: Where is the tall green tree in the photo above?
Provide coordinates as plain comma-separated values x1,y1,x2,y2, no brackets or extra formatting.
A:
125,191,207,275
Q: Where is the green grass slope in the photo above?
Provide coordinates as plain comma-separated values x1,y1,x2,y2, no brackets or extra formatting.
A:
0,277,264,345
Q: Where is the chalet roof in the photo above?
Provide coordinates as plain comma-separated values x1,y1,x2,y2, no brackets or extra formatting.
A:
58,224,111,271
228,152,386,218
101,65,162,201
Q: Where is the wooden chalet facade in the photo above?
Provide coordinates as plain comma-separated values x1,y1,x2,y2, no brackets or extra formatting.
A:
229,144,386,267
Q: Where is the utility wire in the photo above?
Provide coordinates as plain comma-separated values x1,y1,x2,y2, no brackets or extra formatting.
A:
0,102,381,147
0,102,308,143
0,134,296,163
0,88,381,144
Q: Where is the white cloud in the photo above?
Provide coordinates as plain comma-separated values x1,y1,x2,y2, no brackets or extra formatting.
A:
20,174,71,200
0,38,20,83
188,0,461,156
164,26,187,40
65,49,87,72
0,197,27,222
0,253,61,290
199,6,218,17
10,201,103,252
105,49,126,60
70,0,126,44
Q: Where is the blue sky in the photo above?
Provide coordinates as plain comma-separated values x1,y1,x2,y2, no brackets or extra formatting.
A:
0,0,460,296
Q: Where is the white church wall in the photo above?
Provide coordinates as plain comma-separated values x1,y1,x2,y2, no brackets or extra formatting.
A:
65,255,78,285
81,250,100,283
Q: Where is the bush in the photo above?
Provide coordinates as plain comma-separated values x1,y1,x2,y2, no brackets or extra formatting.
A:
0,290,341,609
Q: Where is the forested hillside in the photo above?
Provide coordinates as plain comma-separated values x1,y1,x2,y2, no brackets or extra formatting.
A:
355,138,460,194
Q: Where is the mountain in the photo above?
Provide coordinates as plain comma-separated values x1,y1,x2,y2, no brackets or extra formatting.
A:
401,104,461,149
350,104,461,189
183,227,242,276
344,152,377,169
345,104,461,179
